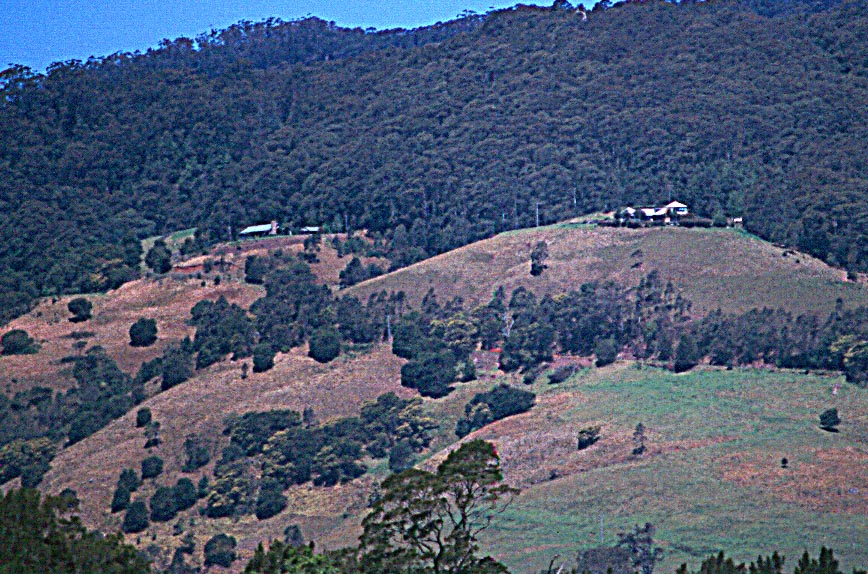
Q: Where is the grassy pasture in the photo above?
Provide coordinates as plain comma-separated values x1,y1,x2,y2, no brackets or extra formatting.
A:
466,365,868,574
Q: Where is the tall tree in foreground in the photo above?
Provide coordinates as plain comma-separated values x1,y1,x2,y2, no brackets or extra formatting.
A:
0,488,151,574
359,439,517,574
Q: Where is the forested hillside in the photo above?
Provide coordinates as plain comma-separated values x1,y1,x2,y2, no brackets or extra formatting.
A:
3,0,868,323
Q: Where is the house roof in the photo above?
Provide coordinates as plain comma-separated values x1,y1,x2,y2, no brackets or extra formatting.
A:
665,201,688,209
239,223,274,235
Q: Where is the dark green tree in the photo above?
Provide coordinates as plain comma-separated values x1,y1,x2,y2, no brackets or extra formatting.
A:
135,407,152,428
150,485,178,522
308,327,341,363
204,533,238,568
129,318,158,347
182,435,210,472
145,240,172,274
673,334,699,373
67,297,93,322
255,478,288,520
794,547,841,574
595,337,618,367
142,455,164,479
1,488,150,573
530,241,549,276
174,478,198,512
400,351,456,398
819,408,840,432
253,343,276,373
121,500,149,534
1,329,38,355
244,540,340,573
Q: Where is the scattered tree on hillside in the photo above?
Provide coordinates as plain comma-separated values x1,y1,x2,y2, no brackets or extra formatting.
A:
67,298,92,322
530,241,549,276
308,327,341,363
142,455,164,479
819,408,840,432
129,318,157,347
204,533,238,568
632,423,647,456
121,500,149,534
618,523,662,574
1,329,38,355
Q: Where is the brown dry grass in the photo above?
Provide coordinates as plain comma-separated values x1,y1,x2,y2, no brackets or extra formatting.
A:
347,226,868,316
720,446,868,514
0,277,262,395
37,344,409,564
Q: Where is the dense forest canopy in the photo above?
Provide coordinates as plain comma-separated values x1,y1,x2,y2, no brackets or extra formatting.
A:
2,0,868,323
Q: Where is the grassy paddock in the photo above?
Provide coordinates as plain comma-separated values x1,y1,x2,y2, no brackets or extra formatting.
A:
475,365,868,574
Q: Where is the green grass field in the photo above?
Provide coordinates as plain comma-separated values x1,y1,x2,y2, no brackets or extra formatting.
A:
459,365,868,574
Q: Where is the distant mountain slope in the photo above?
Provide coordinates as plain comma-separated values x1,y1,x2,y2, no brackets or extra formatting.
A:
348,224,868,316
3,0,868,324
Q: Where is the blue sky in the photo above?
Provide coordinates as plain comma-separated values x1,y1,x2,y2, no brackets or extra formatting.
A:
1,1,548,73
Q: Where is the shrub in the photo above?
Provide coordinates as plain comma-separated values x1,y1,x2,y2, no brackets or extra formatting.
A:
129,318,158,347
255,479,287,520
819,408,840,432
111,483,131,513
388,441,415,473
308,327,341,363
577,426,601,450
549,364,579,385
67,298,92,322
400,351,456,398
530,241,548,276
1,329,38,355
204,533,237,568
594,337,618,367
161,342,194,391
174,478,198,512
122,501,149,533
145,240,172,274
150,486,178,522
673,334,699,373
252,343,276,373
244,255,268,284
135,408,152,428
455,384,535,437
119,468,141,492
182,436,210,472
141,456,163,479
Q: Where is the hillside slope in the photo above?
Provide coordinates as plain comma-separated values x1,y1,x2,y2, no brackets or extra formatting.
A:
4,225,868,571
348,224,868,316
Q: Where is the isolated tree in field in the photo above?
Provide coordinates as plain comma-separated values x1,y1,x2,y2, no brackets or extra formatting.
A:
145,240,172,274
67,297,92,322
1,329,38,355
819,408,840,432
618,523,662,574
359,439,517,574
632,423,647,456
530,241,549,276
129,318,157,347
